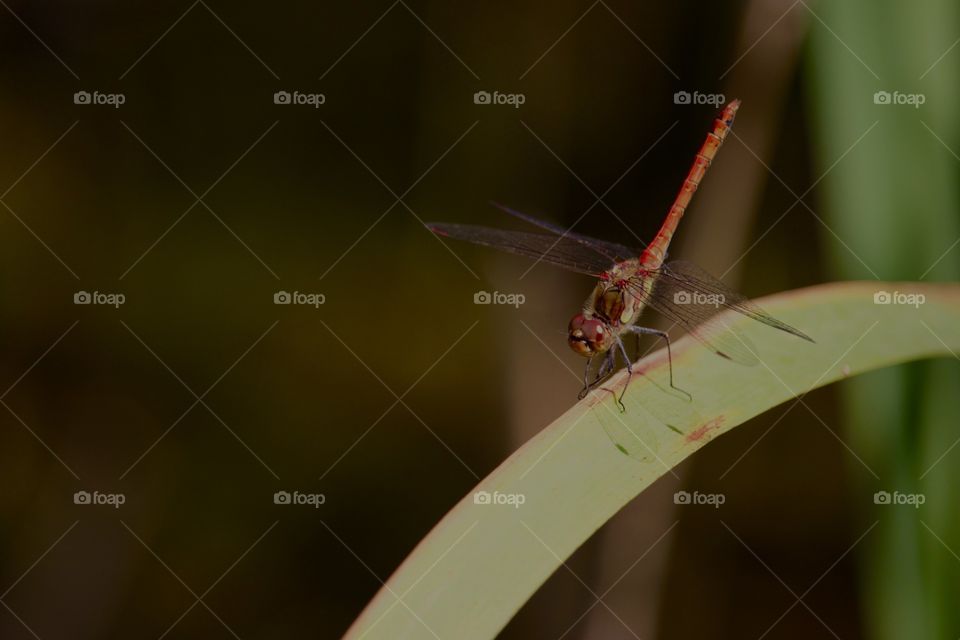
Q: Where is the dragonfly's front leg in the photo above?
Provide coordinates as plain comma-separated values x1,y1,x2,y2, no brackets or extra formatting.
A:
627,325,692,401
577,356,593,400
595,349,615,384
615,336,634,411
577,350,617,400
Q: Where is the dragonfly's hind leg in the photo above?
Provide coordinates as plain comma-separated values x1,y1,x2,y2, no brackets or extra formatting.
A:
628,326,693,402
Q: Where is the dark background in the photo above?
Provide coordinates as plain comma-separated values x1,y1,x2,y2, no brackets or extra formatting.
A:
1,1,957,639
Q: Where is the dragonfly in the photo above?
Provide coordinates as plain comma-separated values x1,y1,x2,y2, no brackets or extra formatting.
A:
428,100,813,409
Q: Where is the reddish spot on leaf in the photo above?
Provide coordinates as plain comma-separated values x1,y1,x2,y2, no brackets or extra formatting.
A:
685,416,725,443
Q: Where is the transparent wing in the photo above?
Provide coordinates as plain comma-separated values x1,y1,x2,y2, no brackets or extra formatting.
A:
656,261,813,339
624,260,812,365
427,223,619,275
489,202,640,264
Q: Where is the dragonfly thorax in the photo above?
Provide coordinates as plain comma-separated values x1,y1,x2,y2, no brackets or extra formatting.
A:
597,287,627,323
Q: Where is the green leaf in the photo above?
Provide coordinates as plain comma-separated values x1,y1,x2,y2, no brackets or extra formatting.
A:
343,282,960,640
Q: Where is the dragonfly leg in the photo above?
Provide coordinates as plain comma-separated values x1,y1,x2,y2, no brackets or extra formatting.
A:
628,326,693,402
597,350,615,381
614,337,633,412
592,350,624,410
577,356,594,400
578,349,634,412
578,350,618,400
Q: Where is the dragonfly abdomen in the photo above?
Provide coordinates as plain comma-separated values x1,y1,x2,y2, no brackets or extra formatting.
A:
640,99,741,269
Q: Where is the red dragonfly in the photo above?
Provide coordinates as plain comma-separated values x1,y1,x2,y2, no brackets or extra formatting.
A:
429,101,813,407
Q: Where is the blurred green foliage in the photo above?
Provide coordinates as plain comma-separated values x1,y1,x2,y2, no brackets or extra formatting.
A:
809,1,960,638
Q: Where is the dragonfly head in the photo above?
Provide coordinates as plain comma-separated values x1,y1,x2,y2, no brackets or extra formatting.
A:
568,313,613,356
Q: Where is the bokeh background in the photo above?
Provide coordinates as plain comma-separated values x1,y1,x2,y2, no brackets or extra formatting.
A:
0,1,958,638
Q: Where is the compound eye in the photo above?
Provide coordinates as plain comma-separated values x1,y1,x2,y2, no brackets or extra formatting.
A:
568,314,593,356
582,319,611,350
568,314,586,333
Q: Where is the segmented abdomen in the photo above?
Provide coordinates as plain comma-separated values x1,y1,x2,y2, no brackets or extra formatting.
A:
640,100,740,269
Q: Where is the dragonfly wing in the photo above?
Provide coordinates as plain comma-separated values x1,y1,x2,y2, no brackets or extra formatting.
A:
623,260,811,365
656,261,814,341
490,202,640,264
635,279,761,365
427,223,617,275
